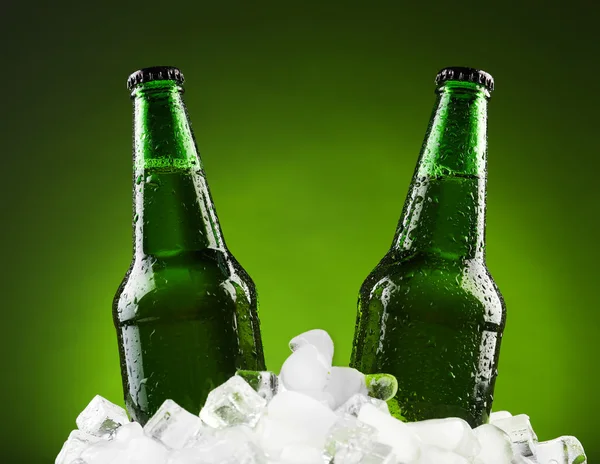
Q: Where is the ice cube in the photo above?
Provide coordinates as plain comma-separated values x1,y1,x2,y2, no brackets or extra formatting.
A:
172,429,265,464
289,329,334,365
407,417,480,458
334,442,398,464
357,403,421,463
472,424,514,464
144,399,203,449
168,446,210,464
199,376,267,429
81,425,156,464
417,445,470,464
119,435,169,464
324,415,376,454
279,444,324,464
324,367,365,409
114,421,144,442
364,374,398,402
280,344,330,392
236,370,280,402
335,393,390,418
324,415,397,464
166,434,224,464
267,391,338,450
217,425,260,447
255,415,307,458
231,441,268,464
300,389,337,409
535,436,587,464
511,456,537,464
490,411,513,422
79,440,124,464
491,414,537,457
55,430,101,464
76,395,129,438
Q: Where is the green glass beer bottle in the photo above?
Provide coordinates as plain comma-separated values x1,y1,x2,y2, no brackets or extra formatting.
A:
350,67,506,427
113,66,266,424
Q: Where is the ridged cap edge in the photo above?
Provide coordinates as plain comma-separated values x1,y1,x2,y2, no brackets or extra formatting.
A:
435,67,494,92
127,66,185,91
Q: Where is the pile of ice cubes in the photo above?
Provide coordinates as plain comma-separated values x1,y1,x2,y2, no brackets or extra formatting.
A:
57,329,587,464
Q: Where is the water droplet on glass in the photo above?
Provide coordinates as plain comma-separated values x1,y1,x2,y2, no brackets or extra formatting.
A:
145,174,160,188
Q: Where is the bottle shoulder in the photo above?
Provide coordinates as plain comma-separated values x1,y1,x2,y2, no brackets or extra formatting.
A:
366,251,497,282
113,249,255,322
360,252,505,326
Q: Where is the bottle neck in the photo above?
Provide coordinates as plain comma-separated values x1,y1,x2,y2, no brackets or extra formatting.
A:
392,82,490,261
131,81,225,259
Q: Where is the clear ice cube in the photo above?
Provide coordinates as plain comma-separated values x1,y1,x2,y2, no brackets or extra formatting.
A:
168,446,209,464
279,444,324,464
236,370,280,402
255,415,307,458
417,445,470,464
324,415,397,464
80,424,155,464
535,436,587,464
169,432,265,464
289,329,334,365
280,344,330,392
324,367,365,409
472,423,514,464
407,417,480,458
217,425,259,447
55,430,101,464
76,395,129,438
300,389,337,409
114,421,144,443
118,435,169,464
228,441,267,464
511,456,537,464
364,374,398,402
144,399,203,449
335,393,390,418
199,376,267,429
357,403,420,463
491,414,537,458
324,415,376,454
79,440,125,464
265,391,338,451
490,411,513,422
166,433,224,464
334,442,398,464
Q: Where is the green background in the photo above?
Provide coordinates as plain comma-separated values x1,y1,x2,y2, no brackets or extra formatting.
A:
1,0,598,462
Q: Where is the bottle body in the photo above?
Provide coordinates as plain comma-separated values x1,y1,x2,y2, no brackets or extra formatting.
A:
113,70,265,424
114,249,264,425
350,73,506,427
352,252,504,426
